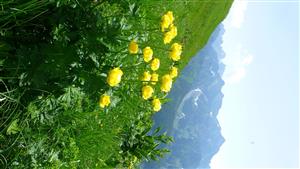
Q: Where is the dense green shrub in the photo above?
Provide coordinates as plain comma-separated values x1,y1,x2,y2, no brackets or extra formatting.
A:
0,0,174,168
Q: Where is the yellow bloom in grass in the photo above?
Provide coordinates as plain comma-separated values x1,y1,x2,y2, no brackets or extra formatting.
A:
107,67,123,87
166,11,174,24
142,85,154,100
141,71,151,82
161,11,175,32
128,40,139,54
152,98,162,112
171,42,182,51
163,31,173,44
164,26,177,44
99,94,110,108
160,74,173,92
170,66,178,78
170,24,177,38
169,43,182,61
143,47,153,62
151,73,159,85
161,14,171,32
150,58,160,71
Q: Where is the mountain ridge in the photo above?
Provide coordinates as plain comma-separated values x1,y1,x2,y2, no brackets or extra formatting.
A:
142,23,226,169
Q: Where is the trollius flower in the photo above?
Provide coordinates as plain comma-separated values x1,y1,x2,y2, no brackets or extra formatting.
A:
143,47,153,62
169,43,182,61
142,85,154,100
161,11,174,32
107,67,123,87
150,58,160,71
170,24,177,38
99,94,110,108
152,98,162,112
161,14,171,32
164,25,177,44
170,66,178,78
151,73,159,85
163,31,173,44
141,71,151,82
166,11,174,24
128,40,139,54
160,74,172,92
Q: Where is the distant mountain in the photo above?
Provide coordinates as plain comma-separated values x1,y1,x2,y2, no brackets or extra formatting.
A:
142,24,226,169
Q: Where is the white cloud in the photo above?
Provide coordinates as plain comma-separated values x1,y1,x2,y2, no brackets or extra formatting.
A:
226,67,246,84
225,0,249,29
241,54,254,65
223,45,254,84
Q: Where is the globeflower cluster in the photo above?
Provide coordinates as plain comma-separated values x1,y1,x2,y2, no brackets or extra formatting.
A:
99,10,183,114
136,10,183,112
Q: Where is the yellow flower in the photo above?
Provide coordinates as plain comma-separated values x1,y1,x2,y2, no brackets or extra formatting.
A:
141,71,151,82
161,11,175,32
169,43,182,61
99,94,110,108
143,47,153,62
163,31,173,44
170,24,177,38
151,73,159,85
128,40,139,54
150,58,160,71
166,11,174,24
160,74,172,92
107,67,123,87
152,98,161,112
164,25,177,44
161,14,171,32
170,66,178,78
169,50,180,61
142,85,154,100
171,42,182,51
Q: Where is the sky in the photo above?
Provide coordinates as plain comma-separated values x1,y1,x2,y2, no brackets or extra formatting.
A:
211,0,299,168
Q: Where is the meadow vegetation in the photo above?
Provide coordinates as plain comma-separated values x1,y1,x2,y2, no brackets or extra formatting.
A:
0,0,232,168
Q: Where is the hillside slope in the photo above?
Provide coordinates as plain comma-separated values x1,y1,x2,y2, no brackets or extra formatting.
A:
142,0,233,68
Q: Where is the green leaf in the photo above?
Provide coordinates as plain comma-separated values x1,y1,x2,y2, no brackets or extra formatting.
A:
0,59,4,66
7,119,20,135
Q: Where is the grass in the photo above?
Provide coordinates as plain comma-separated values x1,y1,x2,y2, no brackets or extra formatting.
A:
159,0,233,69
0,0,233,168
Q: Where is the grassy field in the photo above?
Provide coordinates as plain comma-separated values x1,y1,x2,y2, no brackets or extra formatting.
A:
0,0,232,168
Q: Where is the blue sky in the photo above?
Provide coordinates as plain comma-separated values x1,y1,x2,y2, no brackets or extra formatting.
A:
211,0,299,168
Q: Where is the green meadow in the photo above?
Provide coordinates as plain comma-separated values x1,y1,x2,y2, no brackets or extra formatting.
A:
0,0,232,168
